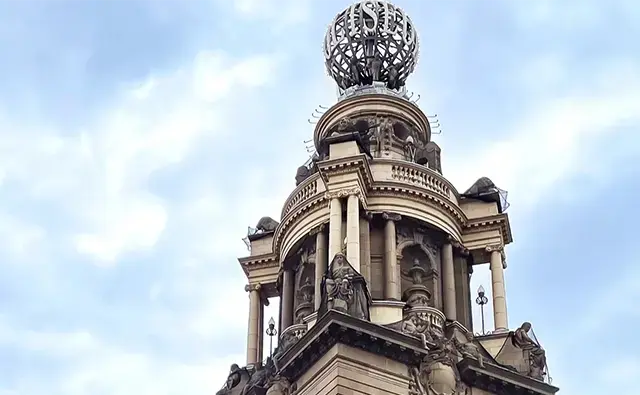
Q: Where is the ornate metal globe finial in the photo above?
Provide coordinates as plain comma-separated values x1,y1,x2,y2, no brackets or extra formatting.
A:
323,0,419,92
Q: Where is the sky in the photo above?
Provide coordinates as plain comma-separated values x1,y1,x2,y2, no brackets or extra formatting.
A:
0,0,638,394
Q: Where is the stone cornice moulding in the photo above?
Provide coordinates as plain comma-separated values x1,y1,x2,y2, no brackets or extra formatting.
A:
238,253,279,274
316,154,374,188
465,213,513,245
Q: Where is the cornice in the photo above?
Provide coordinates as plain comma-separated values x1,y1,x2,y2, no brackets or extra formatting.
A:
238,253,279,276
458,358,559,395
371,184,466,227
277,310,427,380
316,154,374,188
464,213,513,245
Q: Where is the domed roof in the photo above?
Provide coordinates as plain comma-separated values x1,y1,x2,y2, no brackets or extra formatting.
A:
323,1,420,91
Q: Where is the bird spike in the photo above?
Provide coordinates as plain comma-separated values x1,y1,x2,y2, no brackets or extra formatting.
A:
308,119,317,125
311,113,321,119
407,92,414,100
412,94,421,103
427,113,437,118
318,104,329,109
303,139,313,144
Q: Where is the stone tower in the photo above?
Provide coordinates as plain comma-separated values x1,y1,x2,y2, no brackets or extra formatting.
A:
217,2,559,395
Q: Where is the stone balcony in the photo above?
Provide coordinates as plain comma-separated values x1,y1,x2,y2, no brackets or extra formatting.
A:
281,159,458,220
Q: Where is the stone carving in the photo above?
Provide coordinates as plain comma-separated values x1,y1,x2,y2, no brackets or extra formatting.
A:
409,334,465,395
454,332,484,367
401,314,433,349
295,165,314,186
414,142,442,173
216,364,247,395
256,217,279,233
318,252,371,321
265,375,295,395
513,322,547,380
294,278,314,324
403,259,432,308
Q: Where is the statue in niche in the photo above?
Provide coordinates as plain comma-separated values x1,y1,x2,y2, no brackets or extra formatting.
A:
513,322,547,380
318,252,371,321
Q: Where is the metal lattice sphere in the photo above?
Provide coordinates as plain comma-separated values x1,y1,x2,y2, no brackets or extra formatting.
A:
323,1,419,91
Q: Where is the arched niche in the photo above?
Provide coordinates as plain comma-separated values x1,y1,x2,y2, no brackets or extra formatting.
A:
398,242,435,305
293,244,316,324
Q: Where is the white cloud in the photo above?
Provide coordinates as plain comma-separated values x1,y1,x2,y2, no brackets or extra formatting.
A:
0,317,241,395
229,0,311,27
443,61,640,210
0,51,281,264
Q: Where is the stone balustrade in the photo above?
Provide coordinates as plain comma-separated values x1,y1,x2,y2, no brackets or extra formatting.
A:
281,160,458,219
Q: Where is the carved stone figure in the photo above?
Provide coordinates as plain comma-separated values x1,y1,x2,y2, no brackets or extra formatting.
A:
318,252,371,321
370,54,382,81
295,165,312,186
387,66,400,89
410,334,464,395
454,332,484,367
240,359,276,395
256,217,279,233
349,57,362,85
513,322,547,380
265,375,294,395
401,315,432,349
216,364,244,395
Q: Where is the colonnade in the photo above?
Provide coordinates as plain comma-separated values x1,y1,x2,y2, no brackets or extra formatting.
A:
245,202,510,364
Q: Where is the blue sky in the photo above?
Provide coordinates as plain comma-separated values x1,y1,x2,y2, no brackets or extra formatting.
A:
0,0,638,394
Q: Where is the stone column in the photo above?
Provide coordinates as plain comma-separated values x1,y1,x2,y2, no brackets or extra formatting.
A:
346,194,360,272
487,245,508,332
328,197,343,261
245,283,262,365
359,214,372,285
382,212,401,300
281,269,295,330
314,225,327,311
442,240,457,321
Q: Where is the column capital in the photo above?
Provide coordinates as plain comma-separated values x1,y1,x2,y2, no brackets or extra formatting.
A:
485,244,504,253
361,210,374,221
382,211,401,222
245,283,262,292
485,245,507,268
446,235,469,255
309,223,326,236
324,186,362,200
